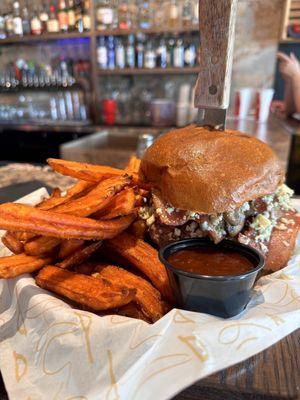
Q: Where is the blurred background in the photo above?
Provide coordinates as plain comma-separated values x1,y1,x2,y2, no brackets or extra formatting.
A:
0,0,299,168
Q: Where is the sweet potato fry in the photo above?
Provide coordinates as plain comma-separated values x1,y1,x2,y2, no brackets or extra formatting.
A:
57,241,103,269
52,176,131,217
47,158,126,182
58,239,85,260
0,253,53,279
74,262,98,275
128,220,147,239
94,265,164,322
0,203,136,240
105,232,173,301
35,266,136,311
126,155,141,174
1,232,24,254
117,303,151,323
24,236,61,256
94,188,136,220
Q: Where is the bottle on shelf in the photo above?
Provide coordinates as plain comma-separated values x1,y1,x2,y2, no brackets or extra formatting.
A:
107,35,115,70
30,7,42,35
156,36,167,68
97,36,108,69
152,0,165,28
12,1,23,36
135,34,145,68
47,5,60,33
174,36,184,67
184,36,196,67
58,0,69,32
182,0,193,27
97,0,114,31
118,0,131,30
22,5,31,36
115,37,126,69
82,0,91,31
5,6,14,37
139,0,151,29
168,0,180,28
144,38,156,69
0,10,6,39
192,0,199,25
39,3,49,34
126,34,135,68
67,0,76,31
167,36,175,67
74,0,84,33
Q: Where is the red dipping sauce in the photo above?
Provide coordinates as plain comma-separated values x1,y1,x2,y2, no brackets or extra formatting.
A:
167,247,254,276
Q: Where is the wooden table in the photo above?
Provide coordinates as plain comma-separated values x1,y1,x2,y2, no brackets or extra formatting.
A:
0,117,299,399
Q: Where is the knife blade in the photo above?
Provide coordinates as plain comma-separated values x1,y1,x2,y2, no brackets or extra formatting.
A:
194,0,238,130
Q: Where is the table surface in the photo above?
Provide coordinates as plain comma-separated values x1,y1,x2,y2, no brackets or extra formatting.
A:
0,117,299,400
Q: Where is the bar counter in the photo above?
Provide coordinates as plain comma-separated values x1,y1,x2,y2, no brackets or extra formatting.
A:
0,117,299,400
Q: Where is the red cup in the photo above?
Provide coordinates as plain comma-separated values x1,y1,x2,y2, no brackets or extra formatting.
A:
102,99,117,125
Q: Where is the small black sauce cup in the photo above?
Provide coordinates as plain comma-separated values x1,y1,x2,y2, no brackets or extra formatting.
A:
159,238,265,318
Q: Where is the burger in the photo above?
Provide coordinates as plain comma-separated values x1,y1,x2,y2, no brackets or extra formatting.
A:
139,125,299,272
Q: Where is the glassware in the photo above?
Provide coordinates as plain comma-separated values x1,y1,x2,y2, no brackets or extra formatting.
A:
139,0,151,29
168,0,180,28
115,37,125,69
118,0,131,29
181,0,193,27
97,0,114,30
126,34,135,68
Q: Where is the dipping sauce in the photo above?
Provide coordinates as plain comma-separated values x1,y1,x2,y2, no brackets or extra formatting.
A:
167,247,254,276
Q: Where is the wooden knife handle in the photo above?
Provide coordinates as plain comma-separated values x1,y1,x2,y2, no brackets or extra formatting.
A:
194,0,238,109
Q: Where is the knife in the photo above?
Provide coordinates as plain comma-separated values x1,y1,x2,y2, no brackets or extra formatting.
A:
194,0,238,130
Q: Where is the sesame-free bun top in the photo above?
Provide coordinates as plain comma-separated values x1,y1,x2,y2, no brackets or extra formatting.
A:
140,125,284,214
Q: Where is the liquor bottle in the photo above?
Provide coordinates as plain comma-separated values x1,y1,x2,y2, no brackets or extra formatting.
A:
156,37,167,68
126,34,135,68
192,0,199,25
139,0,151,29
173,37,184,68
31,7,42,35
0,11,6,39
97,36,108,69
39,3,49,34
168,0,179,28
184,37,196,67
107,35,115,70
82,0,91,31
167,37,175,67
118,0,131,30
115,37,125,69
22,5,31,35
182,0,192,27
5,6,14,37
58,0,69,32
12,1,23,36
136,34,145,69
74,0,84,32
97,0,113,30
144,39,156,69
67,0,76,31
47,5,60,33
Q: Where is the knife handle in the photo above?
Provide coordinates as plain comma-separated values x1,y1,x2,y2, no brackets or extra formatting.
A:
194,0,238,110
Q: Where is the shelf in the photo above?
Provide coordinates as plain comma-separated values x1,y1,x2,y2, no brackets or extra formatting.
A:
97,67,200,75
279,37,300,43
96,25,199,36
0,32,91,45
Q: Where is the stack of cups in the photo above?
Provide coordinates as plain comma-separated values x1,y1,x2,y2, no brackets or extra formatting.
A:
235,88,275,123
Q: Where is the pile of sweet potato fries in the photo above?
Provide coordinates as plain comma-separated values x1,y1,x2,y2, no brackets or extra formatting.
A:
0,157,173,323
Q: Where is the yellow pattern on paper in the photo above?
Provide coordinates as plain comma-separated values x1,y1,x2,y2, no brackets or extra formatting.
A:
16,286,27,336
178,335,209,362
266,313,285,326
130,322,162,350
105,350,120,400
236,337,258,350
279,272,293,281
173,310,195,324
75,312,94,364
218,322,271,345
13,351,28,382
151,353,190,364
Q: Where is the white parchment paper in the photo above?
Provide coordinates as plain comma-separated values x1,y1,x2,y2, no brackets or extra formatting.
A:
0,188,299,400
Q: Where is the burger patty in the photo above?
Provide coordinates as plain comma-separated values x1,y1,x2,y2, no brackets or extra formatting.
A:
139,184,295,254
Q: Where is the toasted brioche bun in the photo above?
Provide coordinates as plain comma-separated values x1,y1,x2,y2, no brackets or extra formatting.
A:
265,213,299,272
140,125,284,214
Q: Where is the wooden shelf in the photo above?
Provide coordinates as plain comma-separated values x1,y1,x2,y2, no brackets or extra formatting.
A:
279,37,300,43
96,25,199,36
0,32,91,44
98,67,200,75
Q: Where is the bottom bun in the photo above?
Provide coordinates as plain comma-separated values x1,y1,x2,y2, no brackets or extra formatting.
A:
265,213,299,272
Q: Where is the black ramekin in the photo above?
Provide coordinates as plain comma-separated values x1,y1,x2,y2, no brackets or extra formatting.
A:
159,238,265,318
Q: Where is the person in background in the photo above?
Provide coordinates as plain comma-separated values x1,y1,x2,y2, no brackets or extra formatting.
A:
271,52,300,118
